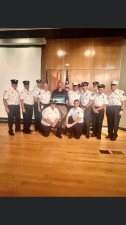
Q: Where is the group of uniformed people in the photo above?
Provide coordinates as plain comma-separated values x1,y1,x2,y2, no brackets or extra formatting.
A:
3,79,125,141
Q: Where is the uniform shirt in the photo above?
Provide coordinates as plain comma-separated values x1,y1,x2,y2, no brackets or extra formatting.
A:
32,87,42,99
38,89,51,104
3,87,20,105
80,90,94,106
20,89,34,105
93,93,108,107
41,106,60,126
68,90,81,106
107,89,125,106
68,107,84,123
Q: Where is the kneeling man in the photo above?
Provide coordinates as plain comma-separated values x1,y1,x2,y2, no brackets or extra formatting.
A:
40,100,62,139
66,99,84,139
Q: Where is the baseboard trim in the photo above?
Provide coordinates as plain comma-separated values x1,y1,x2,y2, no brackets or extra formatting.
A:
119,127,126,131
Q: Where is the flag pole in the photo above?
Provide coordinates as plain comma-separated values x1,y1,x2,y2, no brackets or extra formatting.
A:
46,65,48,85
56,65,59,89
65,63,70,91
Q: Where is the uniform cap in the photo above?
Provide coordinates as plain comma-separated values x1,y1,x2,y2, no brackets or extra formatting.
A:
93,81,99,85
82,82,89,86
111,81,119,85
10,79,18,84
98,84,105,89
72,82,78,86
23,80,30,85
36,79,42,83
50,99,58,104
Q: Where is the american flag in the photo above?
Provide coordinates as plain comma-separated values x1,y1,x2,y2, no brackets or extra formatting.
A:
65,69,69,91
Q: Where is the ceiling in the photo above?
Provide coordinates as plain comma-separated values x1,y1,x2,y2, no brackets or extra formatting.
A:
0,28,126,39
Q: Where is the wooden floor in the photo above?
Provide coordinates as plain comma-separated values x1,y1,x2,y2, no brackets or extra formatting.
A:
0,124,126,197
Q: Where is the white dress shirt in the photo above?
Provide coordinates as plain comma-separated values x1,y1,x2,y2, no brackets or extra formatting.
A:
93,93,108,107
3,87,20,105
41,106,60,126
68,90,81,106
68,107,84,123
107,89,125,106
32,87,42,99
38,89,51,104
80,90,94,106
20,89,34,105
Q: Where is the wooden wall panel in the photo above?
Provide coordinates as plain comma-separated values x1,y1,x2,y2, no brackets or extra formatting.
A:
92,37,123,69
64,39,92,69
42,39,64,69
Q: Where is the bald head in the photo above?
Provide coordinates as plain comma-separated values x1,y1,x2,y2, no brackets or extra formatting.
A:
43,83,48,91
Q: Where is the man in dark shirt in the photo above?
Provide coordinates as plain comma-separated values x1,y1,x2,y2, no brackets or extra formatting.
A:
51,81,69,134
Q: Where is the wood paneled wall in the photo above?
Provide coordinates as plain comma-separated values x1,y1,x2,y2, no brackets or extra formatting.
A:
41,37,123,125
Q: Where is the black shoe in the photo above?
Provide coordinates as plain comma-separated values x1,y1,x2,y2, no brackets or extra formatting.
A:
97,136,101,140
56,135,62,139
8,131,15,136
110,135,117,141
91,134,96,137
86,135,90,139
110,137,117,141
68,135,73,139
15,129,23,132
29,129,33,132
105,135,111,139
23,131,31,134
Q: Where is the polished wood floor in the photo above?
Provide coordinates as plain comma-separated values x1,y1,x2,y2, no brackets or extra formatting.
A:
0,124,126,197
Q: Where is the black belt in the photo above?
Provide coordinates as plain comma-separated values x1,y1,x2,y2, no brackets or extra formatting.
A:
24,104,34,107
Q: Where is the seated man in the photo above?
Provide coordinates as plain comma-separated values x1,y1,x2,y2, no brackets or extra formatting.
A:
40,100,62,139
66,99,84,139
